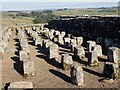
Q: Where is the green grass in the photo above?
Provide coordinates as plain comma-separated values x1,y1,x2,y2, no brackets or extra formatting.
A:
1,7,118,27
53,8,118,16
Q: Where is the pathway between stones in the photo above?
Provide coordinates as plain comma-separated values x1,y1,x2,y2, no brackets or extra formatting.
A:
2,30,119,88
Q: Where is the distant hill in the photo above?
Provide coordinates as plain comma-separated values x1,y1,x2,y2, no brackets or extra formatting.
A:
2,6,118,18
53,7,118,16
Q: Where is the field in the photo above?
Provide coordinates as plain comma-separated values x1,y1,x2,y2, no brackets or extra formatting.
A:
1,7,118,28
53,8,118,16
2,11,34,28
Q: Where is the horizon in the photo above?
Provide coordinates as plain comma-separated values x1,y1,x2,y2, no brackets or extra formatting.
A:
1,2,119,11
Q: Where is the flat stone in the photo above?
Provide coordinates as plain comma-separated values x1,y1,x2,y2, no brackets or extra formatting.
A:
101,79,115,84
8,81,33,89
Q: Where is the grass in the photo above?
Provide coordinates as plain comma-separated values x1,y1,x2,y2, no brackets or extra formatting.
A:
53,8,118,16
1,7,118,28
2,14,34,28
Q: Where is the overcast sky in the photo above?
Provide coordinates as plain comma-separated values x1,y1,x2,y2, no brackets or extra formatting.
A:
0,0,119,11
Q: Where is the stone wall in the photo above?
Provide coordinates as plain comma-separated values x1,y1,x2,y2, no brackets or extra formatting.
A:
48,16,120,40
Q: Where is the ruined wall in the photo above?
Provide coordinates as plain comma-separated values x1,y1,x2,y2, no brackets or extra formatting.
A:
48,16,120,40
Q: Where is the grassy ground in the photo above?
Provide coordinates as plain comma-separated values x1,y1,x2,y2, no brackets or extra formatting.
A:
53,8,118,16
2,11,34,28
1,7,118,28
2,16,33,26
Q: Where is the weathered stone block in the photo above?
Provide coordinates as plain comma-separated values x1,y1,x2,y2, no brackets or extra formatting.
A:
23,59,35,76
20,39,28,49
94,45,103,57
71,44,77,53
76,37,83,46
8,81,33,89
87,40,96,52
53,37,58,43
58,34,64,45
108,47,119,64
32,31,37,40
103,62,119,79
61,54,73,70
19,50,29,61
70,66,84,86
45,41,54,49
32,26,36,30
74,45,85,59
61,31,66,37
49,44,59,60
70,39,77,52
88,51,99,66
48,30,54,40
35,36,42,46
42,39,49,47
54,30,60,36
70,39,77,46
22,47,30,54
